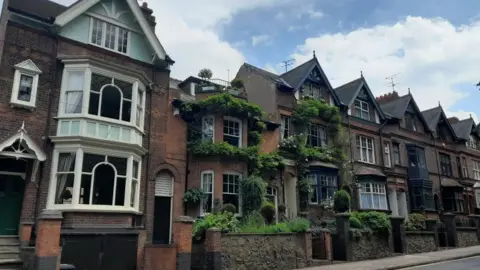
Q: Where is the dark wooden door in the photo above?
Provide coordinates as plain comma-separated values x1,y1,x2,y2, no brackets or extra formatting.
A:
101,235,137,270
152,196,172,244
0,175,25,235
61,235,103,270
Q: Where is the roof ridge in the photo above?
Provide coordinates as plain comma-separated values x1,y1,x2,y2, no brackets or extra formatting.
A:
280,58,315,77
334,77,363,91
243,62,278,77
421,106,442,113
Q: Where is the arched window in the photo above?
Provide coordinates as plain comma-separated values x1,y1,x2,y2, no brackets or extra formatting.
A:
88,73,132,122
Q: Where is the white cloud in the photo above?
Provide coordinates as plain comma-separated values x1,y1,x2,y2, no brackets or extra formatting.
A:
288,25,310,32
263,63,281,74
292,16,480,121
251,35,272,46
308,10,324,19
51,0,288,80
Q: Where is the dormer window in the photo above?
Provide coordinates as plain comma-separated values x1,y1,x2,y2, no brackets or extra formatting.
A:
469,135,478,149
404,113,417,131
303,83,322,99
90,18,129,54
354,99,370,120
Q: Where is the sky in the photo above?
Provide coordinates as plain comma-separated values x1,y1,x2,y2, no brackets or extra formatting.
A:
24,0,480,121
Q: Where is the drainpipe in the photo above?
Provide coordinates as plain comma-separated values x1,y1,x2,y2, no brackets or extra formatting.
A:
377,119,389,211
432,134,443,208
345,110,357,208
35,30,58,221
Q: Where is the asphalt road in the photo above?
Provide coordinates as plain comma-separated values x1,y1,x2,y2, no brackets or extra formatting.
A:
404,256,480,270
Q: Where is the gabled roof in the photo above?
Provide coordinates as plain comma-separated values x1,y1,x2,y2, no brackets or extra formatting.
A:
240,63,292,88
334,76,385,119
0,122,46,161
421,106,458,139
379,94,411,119
52,0,168,62
8,0,68,22
451,118,476,141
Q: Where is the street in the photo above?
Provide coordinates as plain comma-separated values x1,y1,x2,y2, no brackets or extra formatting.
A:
403,256,480,270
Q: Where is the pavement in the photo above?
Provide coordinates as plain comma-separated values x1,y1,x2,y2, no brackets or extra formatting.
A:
297,245,480,270
401,256,480,269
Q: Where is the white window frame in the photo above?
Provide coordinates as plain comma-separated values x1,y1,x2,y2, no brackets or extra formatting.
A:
473,160,480,180
200,171,214,216
384,142,391,168
222,172,242,215
58,62,146,131
307,123,327,147
89,17,130,55
265,186,278,223
223,116,242,147
359,182,388,210
476,189,480,208
469,136,478,149
354,99,370,121
202,115,215,143
462,157,469,178
280,115,290,141
10,59,42,110
357,135,375,164
302,83,322,99
46,144,141,212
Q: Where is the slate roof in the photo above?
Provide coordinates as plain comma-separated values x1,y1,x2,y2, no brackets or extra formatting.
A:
280,58,317,90
9,0,69,22
355,166,386,177
379,94,411,119
421,106,443,132
334,78,363,105
451,118,475,140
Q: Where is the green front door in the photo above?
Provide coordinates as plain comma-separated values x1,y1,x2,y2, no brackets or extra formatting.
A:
0,175,25,235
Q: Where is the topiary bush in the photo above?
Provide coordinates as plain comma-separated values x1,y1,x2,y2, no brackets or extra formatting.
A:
260,202,276,224
222,203,237,214
240,176,266,215
333,190,350,213
351,211,391,235
405,213,426,231
349,216,363,229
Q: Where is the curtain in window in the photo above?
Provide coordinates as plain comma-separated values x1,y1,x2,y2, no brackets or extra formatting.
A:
360,193,372,208
55,153,76,203
65,91,83,113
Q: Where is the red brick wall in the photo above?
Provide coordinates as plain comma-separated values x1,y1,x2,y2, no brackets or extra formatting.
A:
144,246,176,270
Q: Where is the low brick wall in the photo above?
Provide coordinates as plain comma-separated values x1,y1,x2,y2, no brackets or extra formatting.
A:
457,228,479,247
349,231,393,261
143,245,177,270
406,231,437,254
191,242,206,270
221,232,311,270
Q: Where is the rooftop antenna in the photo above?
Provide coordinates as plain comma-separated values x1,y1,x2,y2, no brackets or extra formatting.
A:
385,73,400,91
279,59,295,73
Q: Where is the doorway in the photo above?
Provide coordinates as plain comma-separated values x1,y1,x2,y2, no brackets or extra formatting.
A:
152,172,173,244
284,175,297,219
0,175,25,235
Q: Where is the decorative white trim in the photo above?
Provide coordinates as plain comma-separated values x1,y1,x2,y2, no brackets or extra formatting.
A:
10,60,42,110
0,171,26,180
0,122,47,161
54,0,167,61
49,136,147,156
86,12,142,34
200,170,215,216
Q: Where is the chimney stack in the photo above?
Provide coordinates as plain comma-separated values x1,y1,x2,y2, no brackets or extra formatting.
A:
140,2,156,30
447,117,459,124
376,91,399,104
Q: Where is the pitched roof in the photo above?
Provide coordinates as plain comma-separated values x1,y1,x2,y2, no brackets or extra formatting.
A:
8,0,68,22
421,106,443,132
451,118,475,140
280,58,317,90
334,76,385,119
334,78,363,105
379,94,411,119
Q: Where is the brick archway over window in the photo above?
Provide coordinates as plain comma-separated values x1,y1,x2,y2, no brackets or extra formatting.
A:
151,163,181,183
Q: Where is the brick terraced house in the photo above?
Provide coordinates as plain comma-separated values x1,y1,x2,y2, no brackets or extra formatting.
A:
0,0,189,269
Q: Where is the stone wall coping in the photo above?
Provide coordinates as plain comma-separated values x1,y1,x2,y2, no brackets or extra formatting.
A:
457,227,477,231
335,213,351,218
223,232,298,237
405,230,435,235
19,221,35,225
389,216,405,220
38,210,63,220
175,216,195,223
207,227,222,232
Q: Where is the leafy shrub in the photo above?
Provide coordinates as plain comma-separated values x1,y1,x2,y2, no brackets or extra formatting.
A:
278,204,286,213
192,212,239,240
260,202,276,224
240,176,266,215
213,198,223,213
222,203,237,214
333,190,350,213
286,218,311,232
183,188,206,204
405,213,426,231
349,216,363,229
351,211,391,235
241,211,265,227
230,78,244,89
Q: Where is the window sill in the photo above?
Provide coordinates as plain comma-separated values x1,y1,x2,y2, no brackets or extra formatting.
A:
47,205,142,214
10,101,36,111
358,208,391,214
357,160,376,166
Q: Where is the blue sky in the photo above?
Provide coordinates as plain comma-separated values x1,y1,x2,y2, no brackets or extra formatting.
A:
39,0,480,121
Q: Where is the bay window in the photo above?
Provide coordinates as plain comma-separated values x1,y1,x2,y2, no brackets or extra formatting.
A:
410,187,434,210
309,173,337,204
48,146,141,211
359,182,388,210
58,62,146,135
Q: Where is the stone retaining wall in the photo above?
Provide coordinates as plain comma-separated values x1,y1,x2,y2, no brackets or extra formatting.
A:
349,231,393,261
220,233,311,270
406,231,437,254
457,228,479,247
